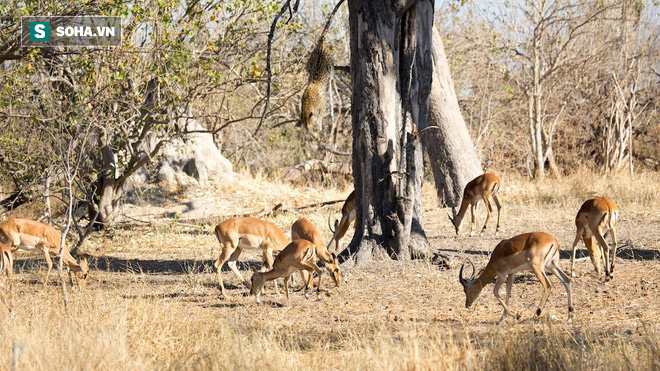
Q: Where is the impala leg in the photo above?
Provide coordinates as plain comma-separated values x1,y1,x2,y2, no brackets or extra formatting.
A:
531,265,552,317
584,235,602,275
262,248,280,295
492,194,502,235
550,261,573,320
42,247,53,290
1,262,12,309
594,227,612,280
609,228,618,277
7,256,13,310
300,262,323,300
480,196,493,236
493,275,513,323
469,203,477,237
226,247,249,289
283,275,291,300
570,227,584,277
297,270,310,291
302,267,314,299
214,243,237,298
505,274,514,308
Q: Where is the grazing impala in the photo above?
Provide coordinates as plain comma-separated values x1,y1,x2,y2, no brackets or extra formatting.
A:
327,190,355,252
291,218,341,290
0,219,89,291
250,239,323,303
0,242,13,306
570,197,619,280
448,173,502,237
213,217,289,298
459,232,573,323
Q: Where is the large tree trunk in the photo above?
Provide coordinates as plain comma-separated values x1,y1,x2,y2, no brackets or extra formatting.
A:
341,0,434,266
423,27,483,208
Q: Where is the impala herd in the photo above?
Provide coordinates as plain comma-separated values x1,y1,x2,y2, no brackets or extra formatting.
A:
0,173,620,323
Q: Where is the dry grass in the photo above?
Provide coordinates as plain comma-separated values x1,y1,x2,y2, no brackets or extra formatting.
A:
501,168,660,207
1,169,660,370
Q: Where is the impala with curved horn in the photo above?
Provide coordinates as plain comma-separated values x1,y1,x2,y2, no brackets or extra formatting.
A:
326,190,355,252
0,219,89,291
459,232,573,323
570,197,619,280
448,173,502,237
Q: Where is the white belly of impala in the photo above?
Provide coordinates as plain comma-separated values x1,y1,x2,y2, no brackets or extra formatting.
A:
237,235,265,250
16,245,41,253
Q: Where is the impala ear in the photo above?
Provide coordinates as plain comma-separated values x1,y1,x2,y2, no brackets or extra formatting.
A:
331,252,337,262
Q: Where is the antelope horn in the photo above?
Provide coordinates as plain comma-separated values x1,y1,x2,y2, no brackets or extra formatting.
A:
459,261,467,286
447,213,455,226
468,259,476,280
327,211,336,234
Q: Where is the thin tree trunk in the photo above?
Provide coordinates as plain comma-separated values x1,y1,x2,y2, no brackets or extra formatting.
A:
342,0,433,266
45,169,52,224
423,27,482,208
533,39,545,180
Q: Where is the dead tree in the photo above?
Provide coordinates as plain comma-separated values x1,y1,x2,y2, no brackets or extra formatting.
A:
342,0,434,265
423,27,483,208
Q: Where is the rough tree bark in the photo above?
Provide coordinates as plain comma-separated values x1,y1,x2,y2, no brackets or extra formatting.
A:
423,27,483,208
341,0,434,266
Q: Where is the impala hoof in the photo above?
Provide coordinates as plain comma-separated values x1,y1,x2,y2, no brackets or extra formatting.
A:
536,308,542,316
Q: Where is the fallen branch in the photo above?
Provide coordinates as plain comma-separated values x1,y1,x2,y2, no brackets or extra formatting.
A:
112,198,345,229
319,145,351,156
281,159,351,184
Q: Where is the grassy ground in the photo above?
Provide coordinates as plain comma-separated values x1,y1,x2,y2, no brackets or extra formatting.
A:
1,170,660,369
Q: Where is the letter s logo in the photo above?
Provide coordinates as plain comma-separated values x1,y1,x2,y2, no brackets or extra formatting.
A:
35,24,46,39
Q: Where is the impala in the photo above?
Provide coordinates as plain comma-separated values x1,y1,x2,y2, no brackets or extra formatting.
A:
250,239,323,303
327,190,355,252
0,219,89,291
213,217,289,298
0,242,13,306
448,173,502,237
291,217,341,291
459,232,573,323
570,197,619,280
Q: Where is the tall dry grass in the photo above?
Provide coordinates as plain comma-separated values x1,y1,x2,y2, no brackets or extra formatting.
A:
1,281,659,370
498,168,660,207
